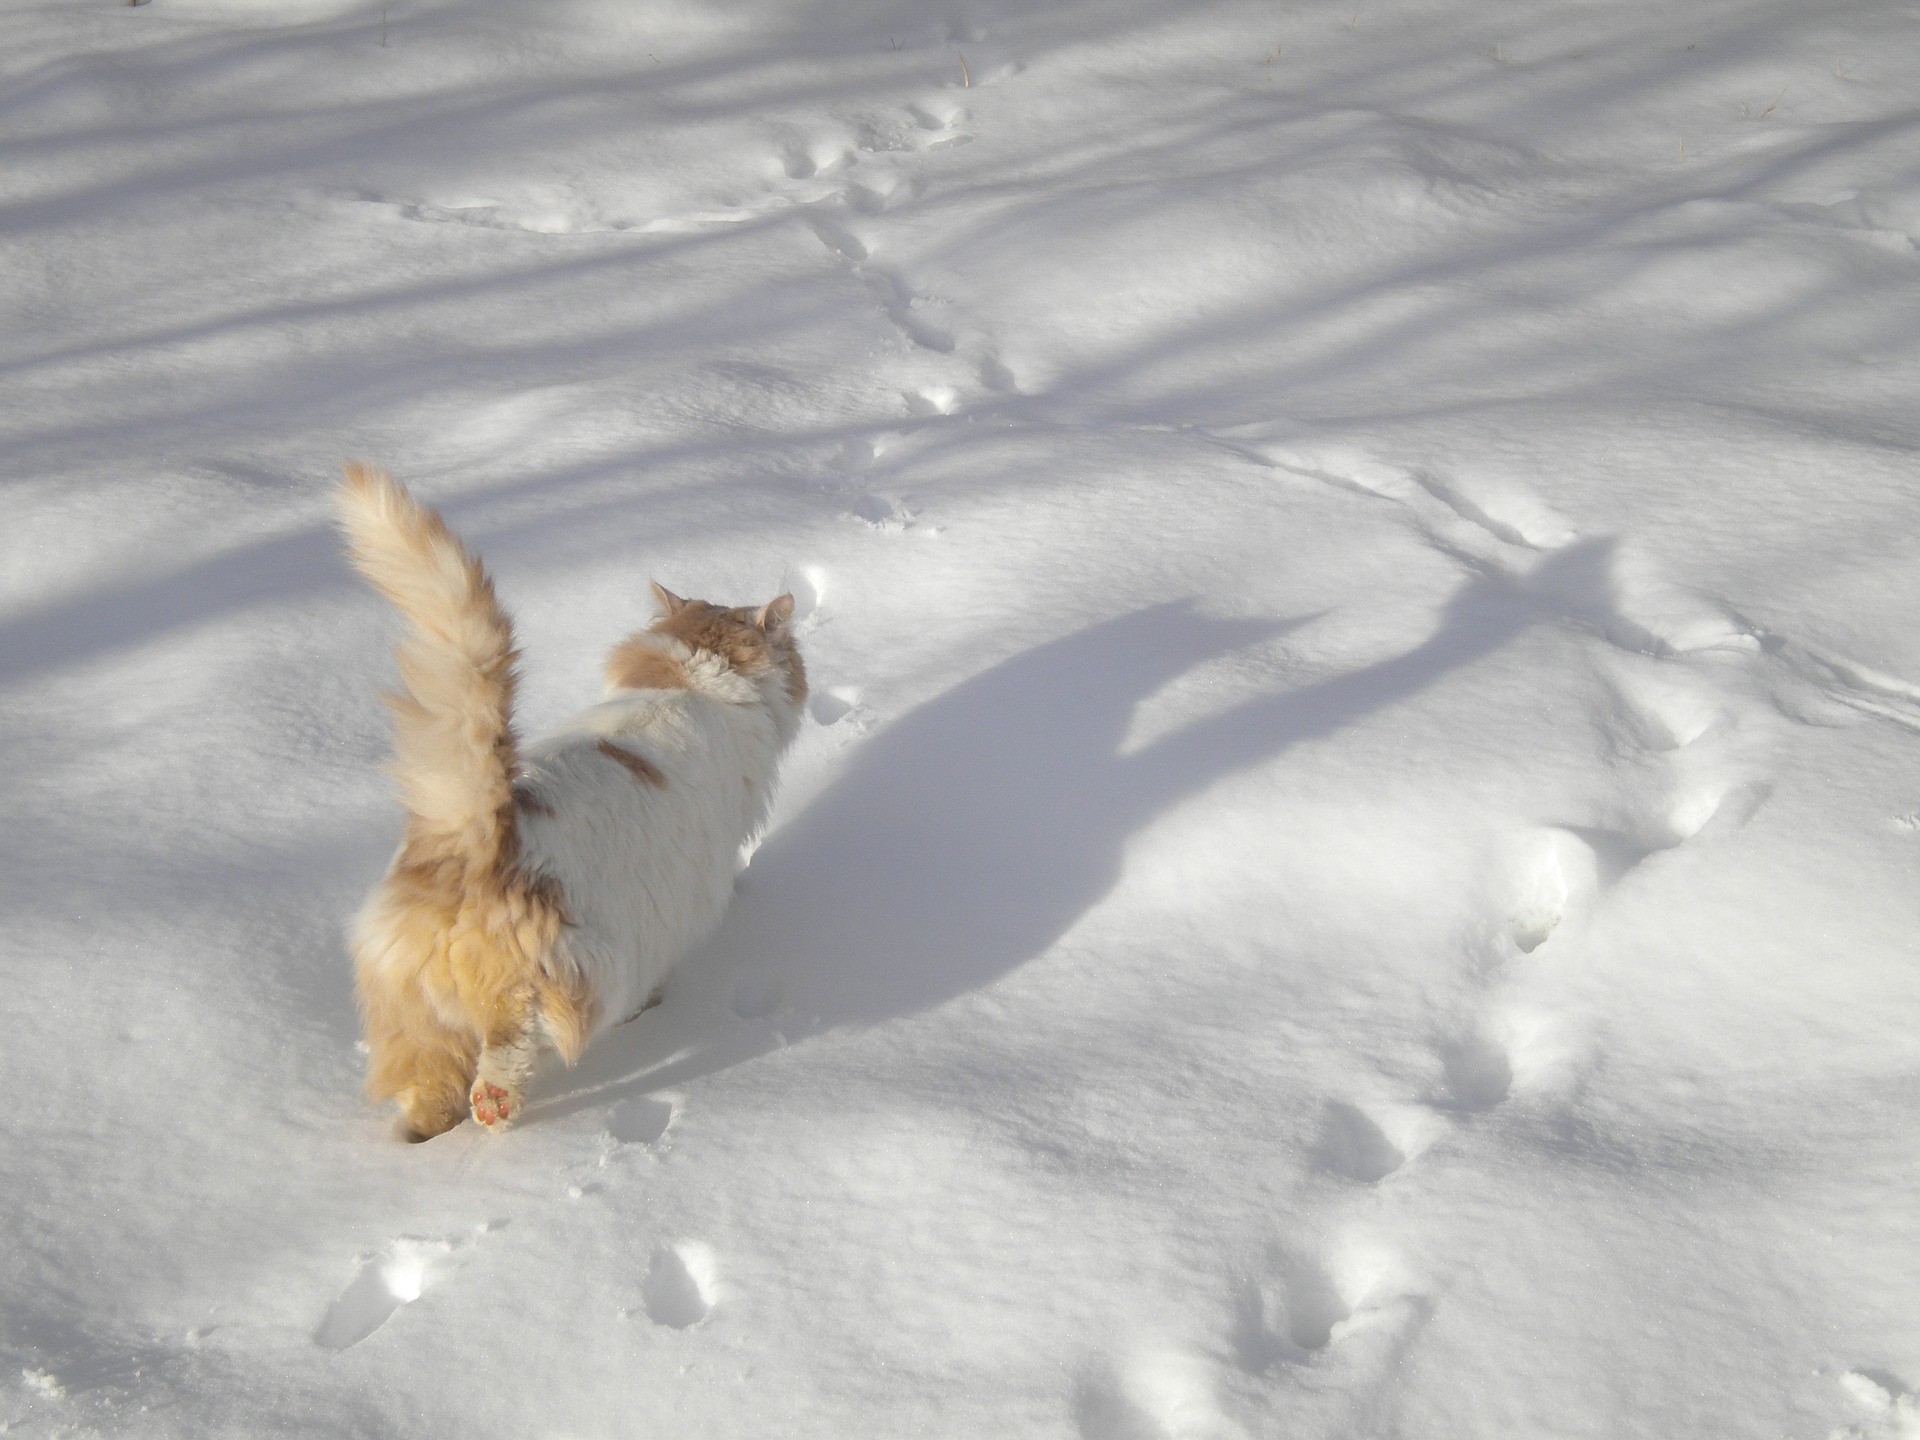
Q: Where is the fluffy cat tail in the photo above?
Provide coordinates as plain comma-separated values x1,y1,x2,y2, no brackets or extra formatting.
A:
337,462,523,880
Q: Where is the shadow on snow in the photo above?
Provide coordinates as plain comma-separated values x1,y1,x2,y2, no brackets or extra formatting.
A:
533,545,1604,1122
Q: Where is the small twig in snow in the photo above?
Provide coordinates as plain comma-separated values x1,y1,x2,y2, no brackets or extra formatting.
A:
1758,86,1785,118
957,50,970,87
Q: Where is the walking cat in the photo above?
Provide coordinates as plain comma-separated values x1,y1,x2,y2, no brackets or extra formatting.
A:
337,463,805,1139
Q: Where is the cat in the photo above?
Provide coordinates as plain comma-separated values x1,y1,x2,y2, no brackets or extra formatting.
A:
336,463,806,1140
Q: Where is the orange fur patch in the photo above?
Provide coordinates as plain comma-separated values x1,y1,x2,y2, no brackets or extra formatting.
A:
338,463,524,883
596,738,667,788
604,637,689,692
535,966,600,1064
649,599,807,707
775,629,808,707
355,818,575,1139
651,601,774,672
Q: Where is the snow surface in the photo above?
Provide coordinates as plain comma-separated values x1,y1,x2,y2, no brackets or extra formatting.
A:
3,0,1918,1435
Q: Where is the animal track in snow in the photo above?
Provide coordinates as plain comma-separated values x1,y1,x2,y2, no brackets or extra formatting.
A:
777,98,1005,405
1834,1369,1920,1440
1597,652,1774,856
804,212,869,261
891,98,973,149
364,193,619,236
1504,828,1598,953
1313,1101,1406,1183
843,178,910,214
1232,1240,1426,1372
1073,1347,1239,1440
641,1243,716,1328
904,384,961,415
314,1236,457,1350
1664,777,1772,843
809,687,859,726
850,491,915,528
1267,1251,1352,1353
775,141,852,182
1437,1030,1513,1111
1779,191,1920,252
1604,661,1721,751
978,353,1019,391
607,1096,673,1146
870,269,956,353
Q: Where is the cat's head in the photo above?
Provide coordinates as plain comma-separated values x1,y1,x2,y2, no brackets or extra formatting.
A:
623,581,807,709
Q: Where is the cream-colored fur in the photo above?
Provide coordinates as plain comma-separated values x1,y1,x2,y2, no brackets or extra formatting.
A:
337,463,805,1140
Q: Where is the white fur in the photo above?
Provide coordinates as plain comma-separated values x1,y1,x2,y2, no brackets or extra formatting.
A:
337,462,803,1137
515,642,801,1041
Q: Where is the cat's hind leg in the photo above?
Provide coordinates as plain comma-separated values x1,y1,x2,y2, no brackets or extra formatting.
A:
361,999,478,1142
468,965,601,1128
470,1017,537,1132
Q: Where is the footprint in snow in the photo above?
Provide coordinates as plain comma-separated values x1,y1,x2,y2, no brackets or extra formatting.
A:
607,1096,673,1146
902,99,973,149
1073,1347,1236,1440
1664,777,1772,844
809,686,859,726
1504,828,1598,954
1241,1253,1351,1358
805,212,869,261
773,135,853,183
1604,659,1720,752
882,283,957,354
1835,1369,1920,1439
978,352,1019,392
1230,1241,1429,1379
843,179,907,214
314,1236,458,1350
1437,1030,1513,1111
1313,1101,1406,1184
852,492,907,527
904,384,961,415
795,203,958,356
642,1243,716,1328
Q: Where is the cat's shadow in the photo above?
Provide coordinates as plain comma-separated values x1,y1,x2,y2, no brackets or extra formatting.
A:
532,551,1577,1125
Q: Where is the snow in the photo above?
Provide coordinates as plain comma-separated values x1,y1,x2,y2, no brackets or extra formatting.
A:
3,0,1917,1435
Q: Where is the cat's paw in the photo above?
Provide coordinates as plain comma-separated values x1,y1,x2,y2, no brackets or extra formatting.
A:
397,1088,468,1142
470,1079,517,1131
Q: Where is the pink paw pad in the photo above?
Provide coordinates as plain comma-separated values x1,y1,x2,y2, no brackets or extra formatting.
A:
471,1081,512,1128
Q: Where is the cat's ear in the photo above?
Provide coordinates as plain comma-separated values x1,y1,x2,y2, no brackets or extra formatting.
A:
650,581,688,615
757,594,795,632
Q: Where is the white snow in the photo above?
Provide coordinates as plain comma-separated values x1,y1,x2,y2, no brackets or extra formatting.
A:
3,0,1917,1435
